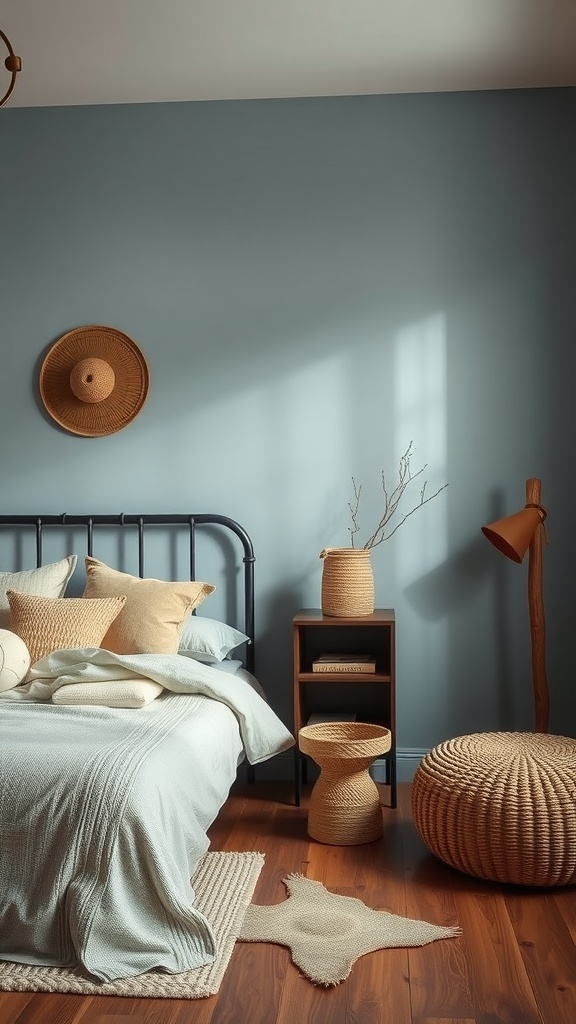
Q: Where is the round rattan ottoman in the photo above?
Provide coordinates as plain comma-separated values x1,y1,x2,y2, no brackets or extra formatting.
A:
412,731,576,887
298,721,391,845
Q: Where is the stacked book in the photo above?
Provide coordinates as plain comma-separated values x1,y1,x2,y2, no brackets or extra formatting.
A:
312,653,376,673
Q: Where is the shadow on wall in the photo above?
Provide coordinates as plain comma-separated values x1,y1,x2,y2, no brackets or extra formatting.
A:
403,536,488,623
403,501,536,734
257,584,308,731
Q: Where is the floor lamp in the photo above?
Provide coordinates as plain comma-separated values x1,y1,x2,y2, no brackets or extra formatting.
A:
481,477,548,733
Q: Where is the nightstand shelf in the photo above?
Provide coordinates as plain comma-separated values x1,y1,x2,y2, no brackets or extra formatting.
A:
297,673,392,683
293,608,397,809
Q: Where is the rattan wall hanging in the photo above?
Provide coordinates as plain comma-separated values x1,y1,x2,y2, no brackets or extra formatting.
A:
39,325,149,437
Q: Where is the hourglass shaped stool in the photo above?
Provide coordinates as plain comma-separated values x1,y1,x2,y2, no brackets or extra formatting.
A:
298,722,392,845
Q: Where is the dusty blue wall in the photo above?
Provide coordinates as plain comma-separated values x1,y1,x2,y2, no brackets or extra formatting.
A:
1,87,575,776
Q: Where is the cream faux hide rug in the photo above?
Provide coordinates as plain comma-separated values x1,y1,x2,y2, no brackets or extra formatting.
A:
0,851,264,1000
238,873,462,986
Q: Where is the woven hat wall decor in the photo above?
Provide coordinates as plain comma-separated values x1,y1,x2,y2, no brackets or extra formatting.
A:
39,325,149,437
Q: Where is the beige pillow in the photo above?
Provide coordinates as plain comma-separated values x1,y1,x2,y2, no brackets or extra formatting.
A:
52,677,164,708
0,555,77,630
7,591,127,665
83,557,215,655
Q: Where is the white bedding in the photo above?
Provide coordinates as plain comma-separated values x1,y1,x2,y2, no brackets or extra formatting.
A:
0,651,294,981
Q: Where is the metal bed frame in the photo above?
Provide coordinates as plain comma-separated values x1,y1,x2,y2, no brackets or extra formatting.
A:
0,512,257,778
0,512,255,661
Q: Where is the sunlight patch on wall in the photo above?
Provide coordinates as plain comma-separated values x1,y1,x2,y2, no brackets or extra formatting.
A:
393,311,449,723
394,312,448,584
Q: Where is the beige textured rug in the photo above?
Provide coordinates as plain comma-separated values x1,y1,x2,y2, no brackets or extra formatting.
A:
239,873,462,986
0,851,264,1000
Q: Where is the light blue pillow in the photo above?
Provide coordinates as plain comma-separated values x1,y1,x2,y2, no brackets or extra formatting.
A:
177,615,250,662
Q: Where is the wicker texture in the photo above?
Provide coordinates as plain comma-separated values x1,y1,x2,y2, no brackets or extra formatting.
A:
69,357,116,403
6,591,126,664
299,722,391,845
412,731,576,887
320,548,375,617
39,325,149,437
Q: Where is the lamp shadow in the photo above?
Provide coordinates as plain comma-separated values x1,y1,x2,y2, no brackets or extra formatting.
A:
403,536,488,622
403,488,525,729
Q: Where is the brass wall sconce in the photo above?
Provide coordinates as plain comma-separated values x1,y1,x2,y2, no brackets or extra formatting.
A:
0,28,22,108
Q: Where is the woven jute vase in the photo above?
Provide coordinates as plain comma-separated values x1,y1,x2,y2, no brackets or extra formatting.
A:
320,547,375,617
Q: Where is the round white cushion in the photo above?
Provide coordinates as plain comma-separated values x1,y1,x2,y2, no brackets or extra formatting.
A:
0,628,31,692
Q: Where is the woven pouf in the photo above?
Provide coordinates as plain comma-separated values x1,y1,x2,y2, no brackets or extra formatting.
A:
412,731,576,887
299,722,391,845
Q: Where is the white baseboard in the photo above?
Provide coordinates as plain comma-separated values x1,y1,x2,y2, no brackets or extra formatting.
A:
371,749,428,783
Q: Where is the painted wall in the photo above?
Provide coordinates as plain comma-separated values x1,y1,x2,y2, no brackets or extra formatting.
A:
1,87,575,778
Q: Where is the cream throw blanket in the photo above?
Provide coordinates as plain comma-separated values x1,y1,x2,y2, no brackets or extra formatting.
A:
0,650,294,982
1,647,295,765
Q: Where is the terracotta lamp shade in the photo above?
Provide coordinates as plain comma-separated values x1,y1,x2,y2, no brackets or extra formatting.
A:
481,505,546,564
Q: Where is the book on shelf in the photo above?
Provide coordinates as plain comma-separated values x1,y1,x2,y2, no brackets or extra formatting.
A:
311,653,376,673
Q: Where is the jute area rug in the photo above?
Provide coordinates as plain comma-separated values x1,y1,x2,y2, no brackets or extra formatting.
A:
239,873,462,986
0,850,264,1000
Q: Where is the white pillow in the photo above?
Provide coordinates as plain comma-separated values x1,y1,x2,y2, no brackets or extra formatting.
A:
0,555,77,630
52,677,164,708
177,615,250,662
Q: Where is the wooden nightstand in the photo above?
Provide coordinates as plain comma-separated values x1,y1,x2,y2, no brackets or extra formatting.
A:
293,608,397,808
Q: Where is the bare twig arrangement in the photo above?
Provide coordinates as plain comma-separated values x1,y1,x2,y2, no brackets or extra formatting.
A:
348,441,448,549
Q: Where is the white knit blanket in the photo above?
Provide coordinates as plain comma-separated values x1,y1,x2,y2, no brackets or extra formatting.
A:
1,647,294,764
0,650,294,982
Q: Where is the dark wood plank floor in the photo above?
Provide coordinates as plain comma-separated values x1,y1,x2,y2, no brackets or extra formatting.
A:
2,781,575,1023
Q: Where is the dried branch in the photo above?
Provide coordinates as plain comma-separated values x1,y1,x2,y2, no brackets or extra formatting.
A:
347,478,362,547
348,441,448,550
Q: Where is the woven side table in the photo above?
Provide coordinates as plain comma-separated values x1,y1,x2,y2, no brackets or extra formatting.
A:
298,722,392,845
412,731,576,887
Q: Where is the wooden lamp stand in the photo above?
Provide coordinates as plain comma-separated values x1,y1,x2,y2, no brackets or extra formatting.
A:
482,478,548,732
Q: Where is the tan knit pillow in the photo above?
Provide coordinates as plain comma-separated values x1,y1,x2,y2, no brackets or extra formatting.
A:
6,591,127,665
83,557,215,655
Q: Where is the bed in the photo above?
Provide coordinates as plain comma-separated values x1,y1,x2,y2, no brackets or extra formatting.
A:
0,513,294,982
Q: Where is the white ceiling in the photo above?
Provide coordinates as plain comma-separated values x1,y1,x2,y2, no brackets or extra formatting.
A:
2,0,576,109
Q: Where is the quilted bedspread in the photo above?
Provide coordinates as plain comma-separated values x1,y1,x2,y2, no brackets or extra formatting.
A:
0,651,294,981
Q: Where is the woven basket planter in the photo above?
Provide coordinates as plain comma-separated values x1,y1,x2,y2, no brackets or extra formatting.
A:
319,547,374,617
412,731,576,887
299,721,391,845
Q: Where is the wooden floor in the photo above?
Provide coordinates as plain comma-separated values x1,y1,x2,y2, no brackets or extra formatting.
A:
2,781,576,1024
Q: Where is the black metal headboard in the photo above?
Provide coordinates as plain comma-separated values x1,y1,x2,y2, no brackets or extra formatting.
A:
0,513,256,673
